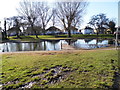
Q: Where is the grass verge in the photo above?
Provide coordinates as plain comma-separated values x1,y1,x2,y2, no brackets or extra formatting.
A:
1,49,119,89
7,34,115,42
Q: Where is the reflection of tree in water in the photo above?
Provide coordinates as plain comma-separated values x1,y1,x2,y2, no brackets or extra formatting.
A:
84,39,93,43
108,40,114,44
47,40,60,50
2,41,61,52
84,39,96,48
3,43,9,52
33,42,43,51
98,39,104,43
84,39,104,48
43,41,46,50
30,43,34,51
33,43,37,51
38,41,44,50
23,43,31,51
47,40,60,44
96,39,106,48
16,43,22,51
65,39,77,45
96,38,99,48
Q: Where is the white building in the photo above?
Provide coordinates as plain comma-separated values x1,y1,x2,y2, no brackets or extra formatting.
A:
81,27,94,34
46,26,61,35
64,26,82,34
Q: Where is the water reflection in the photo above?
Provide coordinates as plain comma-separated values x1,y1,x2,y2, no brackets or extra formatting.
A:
1,40,61,52
61,39,114,49
0,39,115,52
74,39,111,49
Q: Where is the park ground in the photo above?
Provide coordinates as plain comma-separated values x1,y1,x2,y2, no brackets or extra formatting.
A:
1,48,120,89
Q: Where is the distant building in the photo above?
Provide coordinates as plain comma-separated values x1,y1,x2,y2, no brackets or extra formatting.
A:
64,26,81,34
106,29,112,34
71,26,80,34
46,26,61,35
81,27,94,34
98,27,107,34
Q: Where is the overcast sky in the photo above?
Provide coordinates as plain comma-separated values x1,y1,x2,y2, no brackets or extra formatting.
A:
0,0,119,29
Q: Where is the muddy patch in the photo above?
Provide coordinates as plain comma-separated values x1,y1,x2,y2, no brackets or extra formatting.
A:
2,65,73,89
21,65,72,88
112,71,120,89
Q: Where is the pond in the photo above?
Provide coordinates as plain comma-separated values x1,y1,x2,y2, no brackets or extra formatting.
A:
0,39,116,52
0,40,61,52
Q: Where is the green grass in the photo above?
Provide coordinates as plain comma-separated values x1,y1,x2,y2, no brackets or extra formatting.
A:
58,34,114,39
7,34,115,42
8,35,55,41
72,34,114,39
2,50,119,89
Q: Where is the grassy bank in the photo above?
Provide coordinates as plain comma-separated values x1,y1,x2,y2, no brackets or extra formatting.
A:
7,34,115,42
1,50,118,89
72,34,114,39
8,35,55,41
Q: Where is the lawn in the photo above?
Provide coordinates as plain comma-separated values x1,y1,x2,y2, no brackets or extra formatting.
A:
8,35,55,41
1,49,119,89
72,34,114,39
7,34,115,42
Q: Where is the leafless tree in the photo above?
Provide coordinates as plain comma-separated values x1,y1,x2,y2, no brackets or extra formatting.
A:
14,18,21,38
4,19,7,39
56,1,87,37
17,0,38,38
6,16,22,38
35,2,53,34
6,18,13,30
52,9,57,26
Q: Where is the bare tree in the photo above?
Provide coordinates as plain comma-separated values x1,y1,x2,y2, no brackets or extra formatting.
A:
14,17,21,38
17,0,38,38
56,1,87,37
6,16,22,38
3,19,7,39
36,2,52,34
6,18,13,30
52,9,57,27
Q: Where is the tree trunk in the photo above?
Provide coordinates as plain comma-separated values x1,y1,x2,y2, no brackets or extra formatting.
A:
16,27,21,38
68,29,71,37
4,20,7,39
34,30,38,38
16,32,20,38
43,28,46,35
42,23,46,35
31,24,38,38
112,28,115,34
68,23,71,37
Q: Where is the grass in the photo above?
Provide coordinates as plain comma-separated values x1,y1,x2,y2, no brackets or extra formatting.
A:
72,34,114,39
7,34,115,42
8,35,55,41
58,34,114,39
1,49,119,89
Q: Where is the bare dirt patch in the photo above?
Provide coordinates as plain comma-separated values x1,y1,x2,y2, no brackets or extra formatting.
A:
3,65,73,89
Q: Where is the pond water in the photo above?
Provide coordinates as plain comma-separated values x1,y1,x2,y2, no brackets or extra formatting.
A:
0,39,116,52
0,41,61,52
